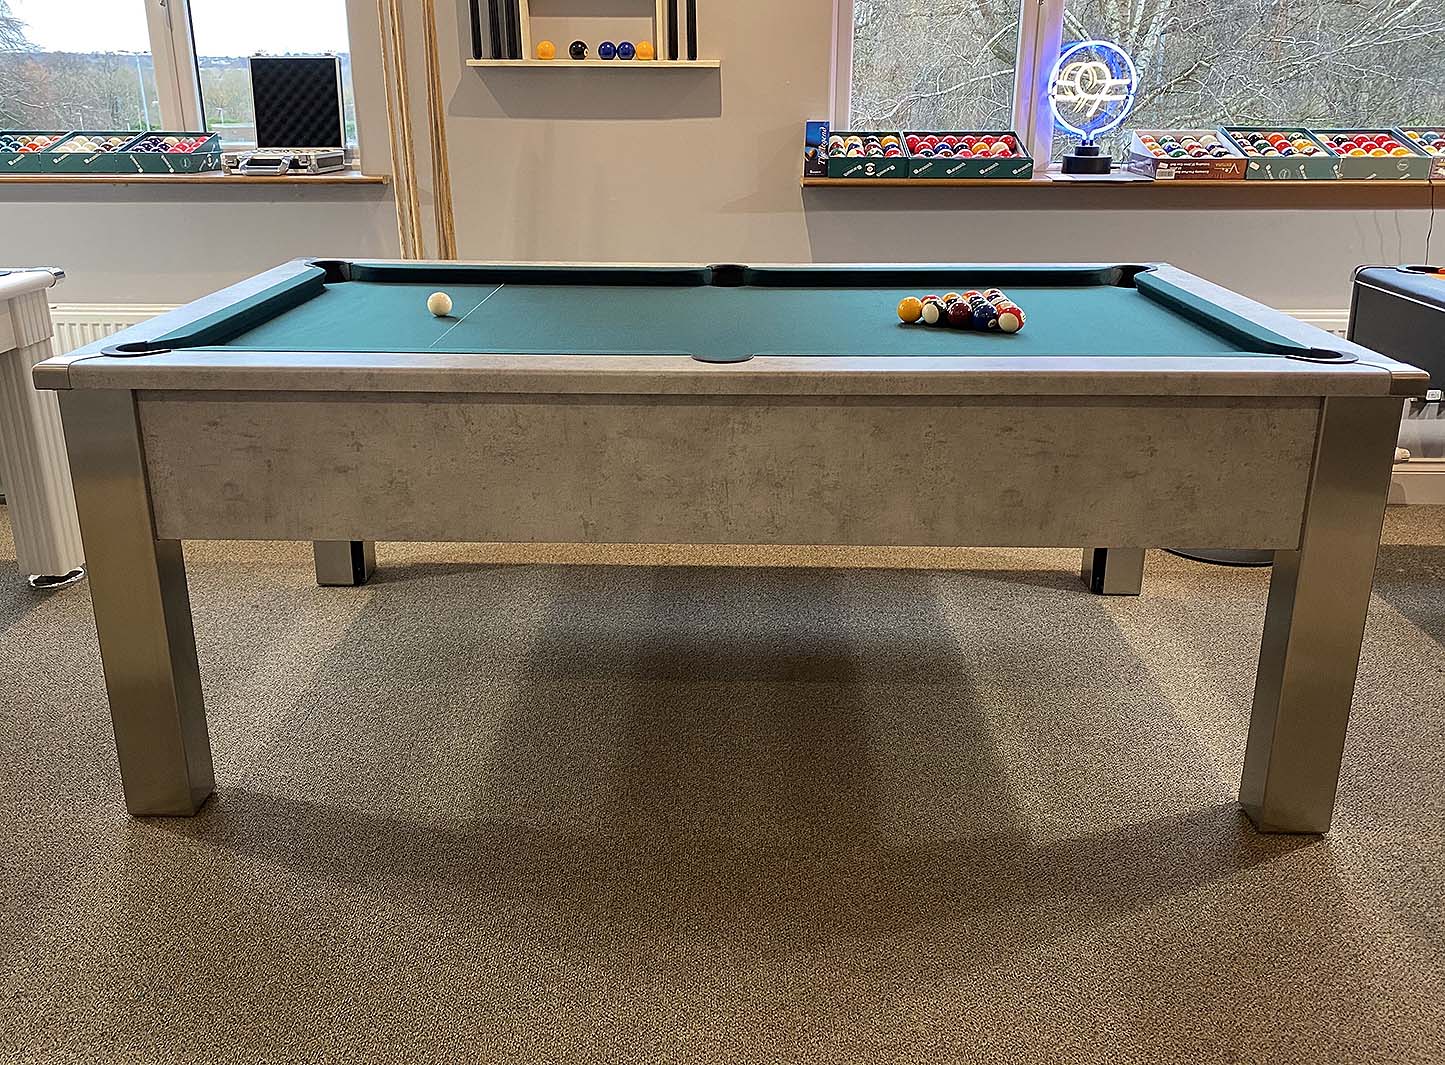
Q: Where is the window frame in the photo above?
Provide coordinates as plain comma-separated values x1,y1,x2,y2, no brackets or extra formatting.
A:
133,0,358,158
831,0,1129,164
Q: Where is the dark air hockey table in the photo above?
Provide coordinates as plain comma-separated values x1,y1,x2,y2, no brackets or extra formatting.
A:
35,260,1428,831
1350,265,1445,396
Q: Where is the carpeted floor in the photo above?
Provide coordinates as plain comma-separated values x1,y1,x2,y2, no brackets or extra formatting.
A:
1,508,1442,1064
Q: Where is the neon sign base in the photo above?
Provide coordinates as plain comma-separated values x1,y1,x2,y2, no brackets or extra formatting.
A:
1062,142,1113,175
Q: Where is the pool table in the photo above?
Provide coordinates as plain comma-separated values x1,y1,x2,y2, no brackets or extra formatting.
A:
34,260,1428,831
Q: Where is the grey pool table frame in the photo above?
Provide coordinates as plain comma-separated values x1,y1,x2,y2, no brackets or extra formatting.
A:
35,260,1428,833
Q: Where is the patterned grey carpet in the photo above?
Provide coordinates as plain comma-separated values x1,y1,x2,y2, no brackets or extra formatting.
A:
2,509,1442,1064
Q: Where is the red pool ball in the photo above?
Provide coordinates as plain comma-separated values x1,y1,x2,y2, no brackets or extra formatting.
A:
946,301,973,328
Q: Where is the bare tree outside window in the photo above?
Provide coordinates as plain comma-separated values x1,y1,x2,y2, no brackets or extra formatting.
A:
848,0,1445,159
851,0,1021,132
1063,0,1445,158
0,0,160,131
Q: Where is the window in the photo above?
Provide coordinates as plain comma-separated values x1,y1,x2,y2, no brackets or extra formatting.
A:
849,0,1021,133
189,0,356,150
0,0,359,154
1059,0,1445,160
838,0,1445,164
0,0,160,130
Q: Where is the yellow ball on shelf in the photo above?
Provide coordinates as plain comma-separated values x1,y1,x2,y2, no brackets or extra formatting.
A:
536,40,557,60
636,41,655,61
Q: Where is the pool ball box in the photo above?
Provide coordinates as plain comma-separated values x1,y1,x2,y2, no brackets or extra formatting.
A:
1125,129,1245,181
1310,129,1432,180
33,131,154,174
1398,129,1445,179
0,129,221,174
903,131,1032,180
1220,127,1340,180
0,131,70,173
119,131,223,174
825,131,910,180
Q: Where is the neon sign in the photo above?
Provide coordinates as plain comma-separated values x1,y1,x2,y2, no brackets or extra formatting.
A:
1048,40,1138,141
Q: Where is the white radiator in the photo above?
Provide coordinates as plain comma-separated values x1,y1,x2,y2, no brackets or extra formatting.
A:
49,304,175,355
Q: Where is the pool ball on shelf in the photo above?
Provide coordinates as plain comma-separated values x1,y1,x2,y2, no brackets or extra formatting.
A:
2,134,63,153
598,41,617,60
55,134,131,154
1139,132,1233,160
1403,130,1445,157
569,40,588,59
1321,132,1416,158
827,133,900,161
1235,132,1325,158
617,42,636,60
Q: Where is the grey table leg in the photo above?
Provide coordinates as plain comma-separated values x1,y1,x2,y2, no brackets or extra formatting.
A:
313,540,376,586
1241,396,1401,833
58,390,213,816
1081,547,1145,595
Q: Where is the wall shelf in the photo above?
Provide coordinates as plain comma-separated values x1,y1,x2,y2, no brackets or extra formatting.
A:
472,0,704,64
466,58,718,68
799,175,1437,208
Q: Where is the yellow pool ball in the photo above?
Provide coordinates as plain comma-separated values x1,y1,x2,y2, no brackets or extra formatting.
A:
536,39,557,60
427,291,453,317
897,297,924,324
636,40,655,60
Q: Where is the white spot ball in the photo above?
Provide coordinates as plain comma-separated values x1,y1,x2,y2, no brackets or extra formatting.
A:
427,291,453,317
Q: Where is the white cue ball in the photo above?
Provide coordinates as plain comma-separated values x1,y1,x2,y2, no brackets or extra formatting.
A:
427,291,453,317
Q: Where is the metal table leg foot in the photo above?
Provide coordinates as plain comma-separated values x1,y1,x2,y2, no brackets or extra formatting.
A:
1081,547,1145,596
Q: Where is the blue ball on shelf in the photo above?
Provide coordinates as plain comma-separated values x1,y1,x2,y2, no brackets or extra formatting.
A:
617,41,636,60
598,41,617,60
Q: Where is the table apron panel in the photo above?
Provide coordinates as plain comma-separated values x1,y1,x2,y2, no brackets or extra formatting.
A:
137,391,1321,548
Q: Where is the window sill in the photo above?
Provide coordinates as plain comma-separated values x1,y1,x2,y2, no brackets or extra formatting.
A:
801,174,1436,206
0,170,389,186
802,175,1435,187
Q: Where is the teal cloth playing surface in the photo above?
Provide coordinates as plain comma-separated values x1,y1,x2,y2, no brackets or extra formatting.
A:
202,280,1277,363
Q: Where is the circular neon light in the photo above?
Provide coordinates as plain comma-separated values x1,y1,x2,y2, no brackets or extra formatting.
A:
1048,39,1138,141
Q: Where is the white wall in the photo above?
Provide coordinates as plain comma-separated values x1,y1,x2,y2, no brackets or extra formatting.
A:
0,183,398,305
0,0,1435,311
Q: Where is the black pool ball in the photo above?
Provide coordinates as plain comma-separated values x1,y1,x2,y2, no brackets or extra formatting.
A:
569,40,588,59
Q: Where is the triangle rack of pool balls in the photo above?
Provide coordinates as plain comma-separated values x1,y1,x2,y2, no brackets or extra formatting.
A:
897,291,1027,333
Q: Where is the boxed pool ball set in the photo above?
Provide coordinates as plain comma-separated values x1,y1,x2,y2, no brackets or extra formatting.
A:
1400,129,1445,178
0,129,221,174
0,132,68,171
825,131,909,179
812,125,1033,180
903,131,1032,179
1126,130,1246,180
1220,128,1340,180
1312,129,1432,180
